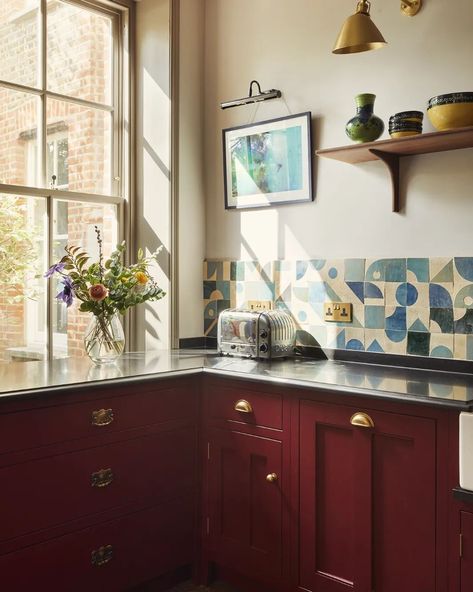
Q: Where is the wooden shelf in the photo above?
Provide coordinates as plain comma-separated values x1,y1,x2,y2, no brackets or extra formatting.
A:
316,126,473,212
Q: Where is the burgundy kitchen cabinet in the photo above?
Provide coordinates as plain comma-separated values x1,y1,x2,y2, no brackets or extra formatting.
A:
206,427,283,581
461,511,473,590
201,377,291,590
299,399,437,592
0,377,198,591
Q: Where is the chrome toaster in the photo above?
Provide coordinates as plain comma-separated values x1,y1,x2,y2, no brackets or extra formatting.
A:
217,308,296,359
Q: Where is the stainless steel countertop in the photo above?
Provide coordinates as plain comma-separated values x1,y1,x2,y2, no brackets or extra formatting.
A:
1,350,473,409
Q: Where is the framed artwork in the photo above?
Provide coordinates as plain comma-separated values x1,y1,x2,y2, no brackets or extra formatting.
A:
222,111,313,209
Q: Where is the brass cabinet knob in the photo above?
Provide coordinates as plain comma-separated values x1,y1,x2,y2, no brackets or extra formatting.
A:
266,472,278,483
91,408,114,427
350,412,375,428
91,468,114,488
234,399,253,414
91,545,113,567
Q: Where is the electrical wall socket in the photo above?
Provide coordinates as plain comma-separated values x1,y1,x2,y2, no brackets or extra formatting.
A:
324,302,352,322
247,300,274,311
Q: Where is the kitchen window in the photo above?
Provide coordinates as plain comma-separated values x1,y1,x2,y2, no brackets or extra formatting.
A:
0,0,129,362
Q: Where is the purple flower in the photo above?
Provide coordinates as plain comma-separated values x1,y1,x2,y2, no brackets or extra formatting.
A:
44,262,66,278
56,276,74,307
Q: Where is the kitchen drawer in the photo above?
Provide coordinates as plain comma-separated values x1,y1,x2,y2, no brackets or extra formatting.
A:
205,385,283,430
0,497,194,592
0,383,196,455
0,426,196,543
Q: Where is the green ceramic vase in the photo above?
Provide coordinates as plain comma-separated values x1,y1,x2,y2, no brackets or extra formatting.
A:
345,93,384,143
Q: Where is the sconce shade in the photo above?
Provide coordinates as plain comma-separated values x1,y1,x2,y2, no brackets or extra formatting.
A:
333,1,387,54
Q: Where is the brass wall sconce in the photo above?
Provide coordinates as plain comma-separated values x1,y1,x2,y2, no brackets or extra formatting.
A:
333,0,422,55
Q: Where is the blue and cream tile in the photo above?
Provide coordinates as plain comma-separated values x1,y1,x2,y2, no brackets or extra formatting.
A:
317,259,344,282
204,317,218,338
429,334,454,359
350,303,365,329
295,329,320,347
204,300,217,320
454,257,473,288
235,281,246,307
384,329,407,354
454,308,473,334
366,259,387,282
407,258,430,283
453,284,473,308
384,259,407,283
365,329,386,353
307,325,329,347
453,334,473,360
205,260,223,281
385,306,407,332
230,261,245,281
294,300,320,326
364,281,385,305
407,331,431,356
346,281,365,304
307,281,330,303
345,328,365,351
429,283,454,308
430,258,454,283
407,307,430,332
244,261,263,281
203,280,217,300
429,308,454,333
222,261,231,281
364,305,385,329
326,327,346,349
243,281,275,301
344,258,365,282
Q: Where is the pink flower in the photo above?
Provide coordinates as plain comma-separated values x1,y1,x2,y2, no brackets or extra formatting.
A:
88,283,108,302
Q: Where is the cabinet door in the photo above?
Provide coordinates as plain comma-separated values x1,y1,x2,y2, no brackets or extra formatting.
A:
371,409,436,592
206,428,283,582
300,401,368,592
300,400,436,592
461,511,473,590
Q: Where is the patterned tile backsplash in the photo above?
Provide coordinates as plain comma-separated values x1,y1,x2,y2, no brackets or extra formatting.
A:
203,258,473,361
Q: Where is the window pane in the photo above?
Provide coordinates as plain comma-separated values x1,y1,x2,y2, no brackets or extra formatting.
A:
0,194,46,362
0,0,39,88
47,99,112,195
0,88,40,187
52,200,118,359
47,0,113,105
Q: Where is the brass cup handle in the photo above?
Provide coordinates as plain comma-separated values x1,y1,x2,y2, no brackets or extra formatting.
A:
234,399,253,414
266,472,278,483
350,412,375,428
91,545,113,567
91,468,114,488
91,408,114,427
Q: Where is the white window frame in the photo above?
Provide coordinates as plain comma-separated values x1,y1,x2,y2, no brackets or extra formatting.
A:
0,0,131,360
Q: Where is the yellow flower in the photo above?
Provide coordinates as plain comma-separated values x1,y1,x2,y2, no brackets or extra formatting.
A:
135,271,148,285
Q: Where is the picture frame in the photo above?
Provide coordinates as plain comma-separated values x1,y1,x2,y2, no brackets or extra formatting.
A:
222,111,313,210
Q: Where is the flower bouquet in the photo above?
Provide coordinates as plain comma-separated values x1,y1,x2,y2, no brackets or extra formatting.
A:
45,227,165,364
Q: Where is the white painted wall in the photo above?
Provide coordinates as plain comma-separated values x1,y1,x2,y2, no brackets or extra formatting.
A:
135,0,172,349
178,0,206,339
204,0,473,261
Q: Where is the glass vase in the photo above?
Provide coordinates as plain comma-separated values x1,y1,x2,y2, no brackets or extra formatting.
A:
345,93,384,143
84,313,125,365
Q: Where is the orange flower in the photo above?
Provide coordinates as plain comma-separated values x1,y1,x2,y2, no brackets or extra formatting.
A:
88,283,108,302
135,271,148,285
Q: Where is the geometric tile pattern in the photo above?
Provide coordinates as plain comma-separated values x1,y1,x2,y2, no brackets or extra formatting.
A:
204,258,473,360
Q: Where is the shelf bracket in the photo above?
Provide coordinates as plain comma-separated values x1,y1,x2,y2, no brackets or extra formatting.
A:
369,149,400,212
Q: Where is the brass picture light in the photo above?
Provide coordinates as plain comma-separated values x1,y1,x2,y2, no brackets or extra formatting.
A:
333,0,422,55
